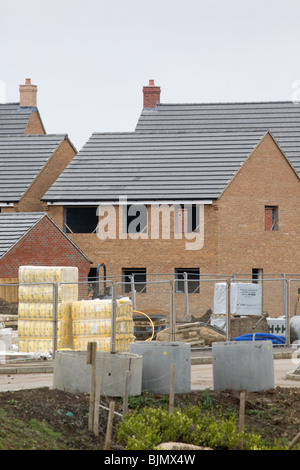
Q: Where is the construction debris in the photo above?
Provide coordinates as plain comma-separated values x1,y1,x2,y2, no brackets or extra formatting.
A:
0,298,18,316
156,321,226,346
0,315,18,329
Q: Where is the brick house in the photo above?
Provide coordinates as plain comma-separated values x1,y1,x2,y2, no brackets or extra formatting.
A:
42,81,300,318
0,79,77,213
0,212,91,302
0,78,45,136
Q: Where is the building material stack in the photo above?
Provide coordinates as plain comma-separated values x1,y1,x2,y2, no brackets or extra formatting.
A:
71,297,135,352
18,266,78,353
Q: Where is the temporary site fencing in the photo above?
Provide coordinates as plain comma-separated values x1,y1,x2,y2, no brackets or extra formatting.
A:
2,272,300,355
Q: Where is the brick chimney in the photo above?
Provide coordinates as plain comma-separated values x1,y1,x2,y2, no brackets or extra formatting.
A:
143,79,161,108
19,78,37,107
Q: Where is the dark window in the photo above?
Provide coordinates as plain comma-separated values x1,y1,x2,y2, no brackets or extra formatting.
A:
64,207,98,233
124,205,147,234
87,268,97,298
122,268,147,293
88,267,97,282
175,268,200,293
252,268,263,284
175,205,199,233
265,206,278,231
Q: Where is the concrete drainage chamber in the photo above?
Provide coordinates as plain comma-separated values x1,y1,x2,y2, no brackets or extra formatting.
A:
212,341,275,392
129,341,191,394
53,350,143,397
53,341,191,397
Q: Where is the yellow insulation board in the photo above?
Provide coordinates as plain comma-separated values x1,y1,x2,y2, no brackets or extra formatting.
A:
18,338,70,353
18,266,78,353
18,302,73,352
71,297,135,352
18,302,73,320
18,283,78,303
18,319,71,339
17,266,135,353
73,335,134,353
19,266,78,284
72,317,134,336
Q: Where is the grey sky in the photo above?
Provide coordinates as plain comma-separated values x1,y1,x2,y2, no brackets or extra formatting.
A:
2,0,300,150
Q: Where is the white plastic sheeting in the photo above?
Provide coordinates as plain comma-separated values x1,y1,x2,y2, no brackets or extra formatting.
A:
213,282,262,315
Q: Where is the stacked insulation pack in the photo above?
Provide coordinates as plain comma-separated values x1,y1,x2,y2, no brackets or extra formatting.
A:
71,297,135,352
18,266,78,353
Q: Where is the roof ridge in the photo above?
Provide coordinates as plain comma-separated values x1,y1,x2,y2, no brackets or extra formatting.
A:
156,100,296,106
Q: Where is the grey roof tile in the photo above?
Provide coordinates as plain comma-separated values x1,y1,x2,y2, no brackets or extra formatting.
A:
0,212,91,261
0,212,44,258
44,100,300,202
0,134,66,202
43,130,266,202
0,103,34,135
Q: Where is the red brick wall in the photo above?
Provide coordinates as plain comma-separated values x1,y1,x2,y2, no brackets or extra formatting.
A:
143,80,161,108
264,206,274,231
0,216,91,299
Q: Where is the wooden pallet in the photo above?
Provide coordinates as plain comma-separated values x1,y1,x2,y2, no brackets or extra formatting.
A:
133,314,166,340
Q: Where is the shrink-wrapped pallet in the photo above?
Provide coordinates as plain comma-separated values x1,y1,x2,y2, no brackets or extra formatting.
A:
18,283,78,303
18,266,78,353
19,266,78,284
73,335,133,352
18,302,72,320
71,297,135,352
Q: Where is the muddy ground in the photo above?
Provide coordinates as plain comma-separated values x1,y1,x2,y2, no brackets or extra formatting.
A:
0,386,299,450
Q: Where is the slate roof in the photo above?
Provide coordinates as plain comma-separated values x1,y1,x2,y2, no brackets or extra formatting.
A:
0,212,91,260
43,130,267,202
0,103,41,135
44,100,300,203
0,134,68,203
0,212,45,258
136,101,300,135
135,101,300,174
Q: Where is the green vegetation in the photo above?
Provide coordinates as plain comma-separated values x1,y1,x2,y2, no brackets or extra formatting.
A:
0,408,65,450
116,404,299,451
0,387,299,450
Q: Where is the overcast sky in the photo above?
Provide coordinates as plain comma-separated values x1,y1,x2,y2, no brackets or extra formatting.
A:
2,0,300,150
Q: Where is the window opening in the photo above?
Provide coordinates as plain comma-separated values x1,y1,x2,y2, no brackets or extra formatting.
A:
64,207,98,233
265,206,278,231
252,268,263,284
175,268,200,293
122,268,147,293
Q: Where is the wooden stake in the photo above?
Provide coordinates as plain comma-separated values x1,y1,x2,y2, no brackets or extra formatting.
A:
169,363,175,414
122,370,130,419
238,390,246,450
288,430,300,450
104,401,115,450
87,342,97,432
93,376,101,436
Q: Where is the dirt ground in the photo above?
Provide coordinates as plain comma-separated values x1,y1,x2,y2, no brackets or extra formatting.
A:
0,386,300,450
